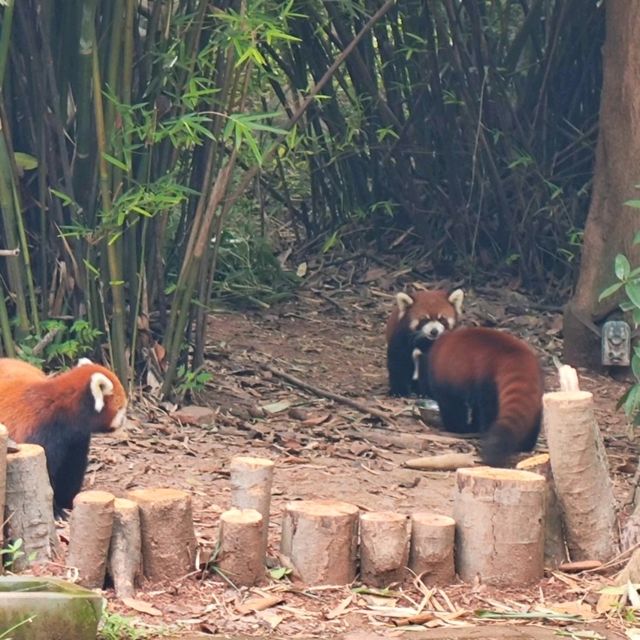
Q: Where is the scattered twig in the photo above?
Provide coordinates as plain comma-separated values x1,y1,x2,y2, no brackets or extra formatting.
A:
0,247,19,256
260,363,394,425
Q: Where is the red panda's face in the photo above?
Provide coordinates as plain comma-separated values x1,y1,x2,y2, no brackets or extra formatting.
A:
397,288,464,342
78,360,128,432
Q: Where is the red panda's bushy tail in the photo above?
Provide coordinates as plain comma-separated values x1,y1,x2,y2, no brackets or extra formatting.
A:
481,369,542,467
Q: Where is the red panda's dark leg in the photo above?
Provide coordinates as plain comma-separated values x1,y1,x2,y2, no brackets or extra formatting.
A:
387,335,414,396
51,439,90,512
27,426,90,515
432,387,473,433
469,381,498,433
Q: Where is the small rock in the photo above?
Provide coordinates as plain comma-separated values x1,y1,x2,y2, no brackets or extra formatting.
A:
172,405,216,426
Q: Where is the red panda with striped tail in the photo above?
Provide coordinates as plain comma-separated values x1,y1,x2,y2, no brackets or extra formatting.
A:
0,357,127,515
385,288,464,397
426,327,543,467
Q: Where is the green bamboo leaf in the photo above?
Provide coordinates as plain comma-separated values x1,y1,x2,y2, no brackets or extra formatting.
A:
102,153,129,172
634,231,640,245
615,254,631,280
632,355,640,380
14,152,38,171
624,199,640,209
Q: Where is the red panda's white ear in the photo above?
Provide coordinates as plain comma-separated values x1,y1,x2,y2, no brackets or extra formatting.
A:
396,292,414,318
90,372,114,412
448,289,464,316
77,357,93,367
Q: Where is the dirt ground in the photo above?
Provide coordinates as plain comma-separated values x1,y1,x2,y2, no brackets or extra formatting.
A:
44,262,640,638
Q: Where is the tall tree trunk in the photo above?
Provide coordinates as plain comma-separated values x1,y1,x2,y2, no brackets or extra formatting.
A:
564,1,640,368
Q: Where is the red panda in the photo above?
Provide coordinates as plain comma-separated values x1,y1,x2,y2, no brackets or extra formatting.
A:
0,358,127,515
385,288,464,396
426,327,543,467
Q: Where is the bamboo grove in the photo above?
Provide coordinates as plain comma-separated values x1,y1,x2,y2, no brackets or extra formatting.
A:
0,0,603,392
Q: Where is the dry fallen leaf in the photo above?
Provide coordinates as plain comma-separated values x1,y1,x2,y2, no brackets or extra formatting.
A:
596,590,620,614
302,413,331,426
255,610,284,629
325,594,353,620
543,600,594,619
262,400,292,414
121,597,163,617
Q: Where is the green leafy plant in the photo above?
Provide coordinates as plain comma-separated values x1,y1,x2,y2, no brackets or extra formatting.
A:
599,198,640,423
175,364,213,400
0,538,35,569
16,319,103,370
98,612,153,640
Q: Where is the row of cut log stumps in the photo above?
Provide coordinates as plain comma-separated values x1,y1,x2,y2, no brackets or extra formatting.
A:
215,386,622,589
0,384,622,591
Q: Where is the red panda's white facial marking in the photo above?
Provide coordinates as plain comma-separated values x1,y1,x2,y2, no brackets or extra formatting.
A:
110,407,127,431
420,319,446,340
410,316,447,340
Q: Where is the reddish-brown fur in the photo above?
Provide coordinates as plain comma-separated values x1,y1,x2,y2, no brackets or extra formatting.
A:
427,327,543,466
385,289,463,397
0,358,127,513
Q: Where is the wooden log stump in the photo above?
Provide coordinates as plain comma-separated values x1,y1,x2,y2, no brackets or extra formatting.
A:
229,456,274,557
66,491,115,588
280,500,359,585
0,424,7,559
454,467,546,585
4,443,59,571
408,512,456,585
108,498,142,598
516,453,567,568
359,511,410,587
217,508,265,587
543,391,619,561
127,488,197,583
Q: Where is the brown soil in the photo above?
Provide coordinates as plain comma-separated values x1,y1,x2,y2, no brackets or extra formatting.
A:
39,268,640,638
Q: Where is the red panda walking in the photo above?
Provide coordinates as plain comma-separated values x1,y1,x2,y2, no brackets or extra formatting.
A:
0,358,127,515
426,327,543,467
385,288,464,396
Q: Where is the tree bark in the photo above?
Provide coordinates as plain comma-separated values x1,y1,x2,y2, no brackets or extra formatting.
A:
229,456,274,559
217,508,265,587
453,467,546,586
127,488,198,583
543,391,619,561
108,498,142,598
564,2,640,367
280,499,359,585
408,512,456,585
66,490,115,589
516,453,567,568
4,444,60,571
359,511,410,587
